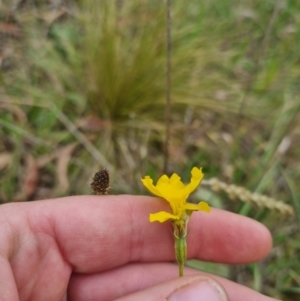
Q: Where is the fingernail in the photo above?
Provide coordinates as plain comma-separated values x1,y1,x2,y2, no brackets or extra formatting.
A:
167,279,227,301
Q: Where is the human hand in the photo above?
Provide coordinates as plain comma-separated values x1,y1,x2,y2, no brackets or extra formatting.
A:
0,195,280,301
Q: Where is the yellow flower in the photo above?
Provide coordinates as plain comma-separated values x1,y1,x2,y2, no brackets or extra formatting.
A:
141,167,210,223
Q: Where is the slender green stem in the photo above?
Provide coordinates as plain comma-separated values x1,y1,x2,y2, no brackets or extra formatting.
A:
163,0,172,174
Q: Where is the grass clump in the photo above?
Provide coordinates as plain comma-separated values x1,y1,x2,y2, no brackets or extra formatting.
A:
0,0,299,300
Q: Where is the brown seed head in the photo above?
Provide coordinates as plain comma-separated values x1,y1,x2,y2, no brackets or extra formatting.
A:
91,169,110,195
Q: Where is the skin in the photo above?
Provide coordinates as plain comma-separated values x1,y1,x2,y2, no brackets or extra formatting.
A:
0,195,280,301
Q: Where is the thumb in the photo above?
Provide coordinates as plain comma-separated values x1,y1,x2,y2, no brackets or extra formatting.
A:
116,275,228,301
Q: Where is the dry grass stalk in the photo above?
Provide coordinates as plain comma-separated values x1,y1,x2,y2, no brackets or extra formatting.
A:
202,178,294,216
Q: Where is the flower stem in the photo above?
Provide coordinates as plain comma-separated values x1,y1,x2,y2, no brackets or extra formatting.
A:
174,223,187,277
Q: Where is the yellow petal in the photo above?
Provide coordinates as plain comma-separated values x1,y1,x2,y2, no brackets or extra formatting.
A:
141,176,163,197
156,174,170,187
184,201,210,213
184,167,204,195
149,211,180,223
170,173,185,189
184,203,203,211
197,201,210,213
158,173,186,201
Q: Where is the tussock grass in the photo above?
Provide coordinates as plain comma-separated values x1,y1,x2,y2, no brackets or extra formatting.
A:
0,0,300,299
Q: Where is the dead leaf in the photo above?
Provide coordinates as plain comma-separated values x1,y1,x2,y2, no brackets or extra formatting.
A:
0,103,27,123
22,154,39,199
0,152,12,170
14,154,39,201
37,152,57,168
76,115,109,132
0,22,22,38
56,143,77,192
37,9,67,27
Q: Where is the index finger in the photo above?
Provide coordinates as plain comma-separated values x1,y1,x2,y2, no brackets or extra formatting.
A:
3,195,272,273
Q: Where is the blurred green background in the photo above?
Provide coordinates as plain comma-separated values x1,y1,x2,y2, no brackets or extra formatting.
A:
0,0,299,299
